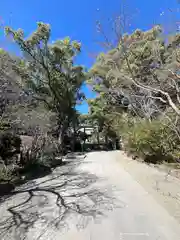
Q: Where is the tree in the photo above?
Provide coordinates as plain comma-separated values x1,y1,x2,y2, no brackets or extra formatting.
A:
88,25,180,120
0,48,53,137
87,16,180,160
5,22,85,150
0,49,22,117
86,96,119,145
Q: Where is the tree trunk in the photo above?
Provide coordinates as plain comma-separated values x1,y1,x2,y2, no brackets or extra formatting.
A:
97,127,100,145
72,121,76,152
58,124,66,154
105,135,108,147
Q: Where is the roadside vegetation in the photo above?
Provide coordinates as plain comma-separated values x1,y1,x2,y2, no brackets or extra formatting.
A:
0,4,180,197
87,11,180,164
0,23,86,194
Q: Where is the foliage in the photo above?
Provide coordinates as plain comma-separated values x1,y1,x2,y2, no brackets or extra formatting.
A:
107,112,180,163
87,24,180,162
0,48,51,137
0,167,14,182
122,119,168,160
19,133,60,166
5,22,85,149
0,50,23,118
88,26,180,119
0,132,21,165
0,22,87,191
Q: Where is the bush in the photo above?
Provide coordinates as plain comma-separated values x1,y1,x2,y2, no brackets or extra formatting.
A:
122,118,180,163
19,134,61,169
0,132,21,165
0,167,13,182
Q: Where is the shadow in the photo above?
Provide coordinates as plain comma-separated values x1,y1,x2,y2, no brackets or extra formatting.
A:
18,164,52,181
0,154,120,240
84,143,109,152
0,183,15,197
0,154,82,202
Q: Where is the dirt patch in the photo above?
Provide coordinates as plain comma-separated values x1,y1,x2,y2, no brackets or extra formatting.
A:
116,151,180,223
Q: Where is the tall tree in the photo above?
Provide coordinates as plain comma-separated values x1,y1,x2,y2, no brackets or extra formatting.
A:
88,26,180,120
5,22,85,149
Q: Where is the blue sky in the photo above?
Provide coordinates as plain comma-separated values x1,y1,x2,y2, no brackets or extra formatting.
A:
0,0,179,113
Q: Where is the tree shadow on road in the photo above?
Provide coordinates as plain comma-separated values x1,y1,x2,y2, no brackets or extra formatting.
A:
0,154,123,240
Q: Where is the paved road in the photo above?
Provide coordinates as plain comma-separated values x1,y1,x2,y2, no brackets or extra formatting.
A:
0,151,180,239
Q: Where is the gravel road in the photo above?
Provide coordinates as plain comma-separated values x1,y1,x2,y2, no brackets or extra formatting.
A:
0,151,180,240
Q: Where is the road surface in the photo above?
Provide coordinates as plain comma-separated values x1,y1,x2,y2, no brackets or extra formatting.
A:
0,151,180,239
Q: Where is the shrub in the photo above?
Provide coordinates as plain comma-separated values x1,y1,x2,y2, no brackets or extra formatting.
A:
0,132,21,165
15,135,56,180
19,134,60,169
0,167,12,182
122,118,180,163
